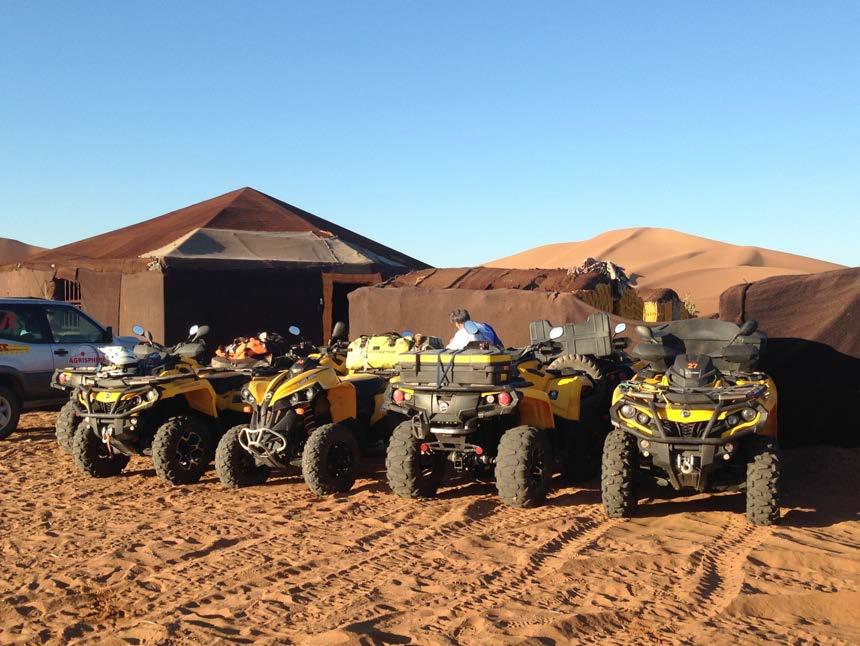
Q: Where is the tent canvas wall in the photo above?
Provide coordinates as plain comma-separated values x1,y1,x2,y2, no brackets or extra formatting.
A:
0,188,426,345
720,268,860,448
349,285,636,347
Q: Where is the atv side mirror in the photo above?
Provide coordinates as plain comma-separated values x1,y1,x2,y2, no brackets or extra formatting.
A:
463,320,479,334
549,326,564,340
636,325,655,342
132,324,145,336
614,323,627,335
331,321,348,341
191,325,209,340
738,320,758,336
288,325,301,336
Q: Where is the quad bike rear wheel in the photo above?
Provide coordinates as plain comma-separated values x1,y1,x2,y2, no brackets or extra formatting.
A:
215,425,271,488
56,399,80,453
71,421,130,477
386,420,446,498
601,429,638,518
495,426,553,508
302,423,360,496
152,416,212,485
745,437,780,526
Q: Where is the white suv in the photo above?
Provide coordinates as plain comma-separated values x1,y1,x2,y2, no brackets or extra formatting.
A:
0,298,137,439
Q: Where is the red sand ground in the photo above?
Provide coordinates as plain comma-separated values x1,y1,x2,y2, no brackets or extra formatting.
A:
486,228,845,315
0,412,857,645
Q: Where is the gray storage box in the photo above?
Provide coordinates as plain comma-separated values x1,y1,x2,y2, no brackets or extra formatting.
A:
529,312,613,358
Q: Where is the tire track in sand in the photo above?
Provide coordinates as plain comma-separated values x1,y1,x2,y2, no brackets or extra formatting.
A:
233,499,584,635
592,514,766,645
164,496,549,635
422,506,618,640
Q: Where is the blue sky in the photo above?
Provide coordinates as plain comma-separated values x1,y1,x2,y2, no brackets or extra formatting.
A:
1,1,858,267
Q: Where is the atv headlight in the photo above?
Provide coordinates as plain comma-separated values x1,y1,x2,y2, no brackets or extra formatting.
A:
726,414,740,427
289,393,302,405
741,408,757,422
146,389,159,402
636,412,651,426
620,404,636,419
241,387,252,402
305,386,315,401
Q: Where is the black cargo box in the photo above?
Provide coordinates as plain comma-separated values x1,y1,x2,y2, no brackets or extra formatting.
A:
399,348,516,388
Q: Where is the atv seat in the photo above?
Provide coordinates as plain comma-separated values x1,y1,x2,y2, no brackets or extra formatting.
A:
204,372,248,395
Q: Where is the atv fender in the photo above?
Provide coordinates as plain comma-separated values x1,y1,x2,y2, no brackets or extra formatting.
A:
326,381,357,422
548,375,591,421
180,383,218,418
517,390,555,429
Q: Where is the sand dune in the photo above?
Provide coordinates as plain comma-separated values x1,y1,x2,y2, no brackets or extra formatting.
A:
1,413,857,645
0,237,44,264
486,228,845,315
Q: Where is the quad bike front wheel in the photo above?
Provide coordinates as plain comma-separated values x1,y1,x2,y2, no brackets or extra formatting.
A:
152,416,212,485
745,437,780,526
215,425,271,488
601,428,638,518
55,399,80,454
71,421,130,477
302,423,360,496
386,420,446,499
495,425,553,508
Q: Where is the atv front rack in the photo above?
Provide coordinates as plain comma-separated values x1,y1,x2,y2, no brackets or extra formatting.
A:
618,381,766,406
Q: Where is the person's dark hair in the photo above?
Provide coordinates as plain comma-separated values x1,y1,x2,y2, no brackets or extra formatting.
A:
450,309,471,324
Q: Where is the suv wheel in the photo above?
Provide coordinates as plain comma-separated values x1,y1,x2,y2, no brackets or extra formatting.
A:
0,386,21,440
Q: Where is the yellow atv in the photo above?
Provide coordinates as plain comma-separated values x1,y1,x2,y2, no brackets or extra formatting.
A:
603,319,779,525
62,324,250,485
215,324,440,495
383,314,633,507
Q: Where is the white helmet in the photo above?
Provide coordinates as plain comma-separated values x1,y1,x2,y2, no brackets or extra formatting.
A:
99,345,138,369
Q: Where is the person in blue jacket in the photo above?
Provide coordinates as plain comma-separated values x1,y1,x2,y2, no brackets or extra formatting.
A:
446,309,503,350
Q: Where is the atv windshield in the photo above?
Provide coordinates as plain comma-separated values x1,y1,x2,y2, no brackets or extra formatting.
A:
645,319,764,371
